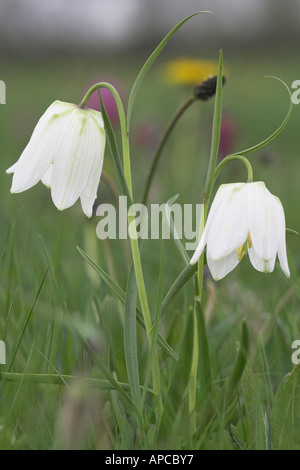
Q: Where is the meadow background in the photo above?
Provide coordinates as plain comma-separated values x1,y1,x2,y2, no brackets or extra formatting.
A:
0,0,300,450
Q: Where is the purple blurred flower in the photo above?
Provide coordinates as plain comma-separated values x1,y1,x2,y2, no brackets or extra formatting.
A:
218,115,238,159
133,119,160,149
85,77,126,126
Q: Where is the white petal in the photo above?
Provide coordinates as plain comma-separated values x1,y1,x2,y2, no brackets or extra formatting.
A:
278,237,290,278
6,162,18,174
190,219,210,265
7,101,74,193
248,244,276,273
247,182,281,262
87,108,105,129
207,250,240,281
50,110,89,210
274,197,290,277
50,108,105,212
80,118,106,218
7,101,73,176
190,233,207,265
41,164,53,188
190,184,239,265
206,183,248,261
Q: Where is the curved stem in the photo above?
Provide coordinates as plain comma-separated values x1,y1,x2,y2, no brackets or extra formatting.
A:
79,82,132,197
141,95,196,205
214,154,254,184
229,76,292,157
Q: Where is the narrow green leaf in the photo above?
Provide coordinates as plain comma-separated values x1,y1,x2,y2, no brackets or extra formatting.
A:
65,306,136,410
271,364,300,449
77,245,125,302
141,237,164,409
8,342,36,416
3,290,18,342
241,362,265,449
40,237,135,409
211,321,249,433
196,293,211,401
162,263,197,315
111,389,126,436
111,390,135,448
1,371,153,394
39,235,67,311
77,246,178,362
224,319,249,404
127,12,211,129
124,265,141,408
0,204,24,267
7,270,48,372
165,195,190,265
204,49,223,198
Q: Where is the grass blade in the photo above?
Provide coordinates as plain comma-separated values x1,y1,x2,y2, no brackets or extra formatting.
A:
7,270,48,372
141,238,164,411
165,195,190,265
39,237,136,410
162,263,197,315
271,363,300,449
224,319,249,405
196,290,212,402
77,246,178,362
1,371,154,394
204,49,224,198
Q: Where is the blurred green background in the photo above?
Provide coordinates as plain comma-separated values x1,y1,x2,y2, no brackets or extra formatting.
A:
1,0,300,450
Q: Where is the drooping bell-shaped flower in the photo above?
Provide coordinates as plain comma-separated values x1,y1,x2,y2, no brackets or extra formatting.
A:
190,182,290,281
6,100,106,218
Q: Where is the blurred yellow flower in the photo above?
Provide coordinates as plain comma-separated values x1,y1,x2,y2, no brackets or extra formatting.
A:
164,58,220,86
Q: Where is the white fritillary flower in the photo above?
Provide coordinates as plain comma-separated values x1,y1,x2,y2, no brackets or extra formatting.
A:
190,182,290,280
7,100,106,218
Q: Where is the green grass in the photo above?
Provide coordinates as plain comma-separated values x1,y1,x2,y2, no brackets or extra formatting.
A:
0,50,300,450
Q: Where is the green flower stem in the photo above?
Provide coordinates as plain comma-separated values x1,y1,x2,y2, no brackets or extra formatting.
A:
141,95,196,205
229,76,292,158
214,154,254,184
80,82,162,419
188,205,205,434
188,51,224,434
79,82,132,196
101,171,131,267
